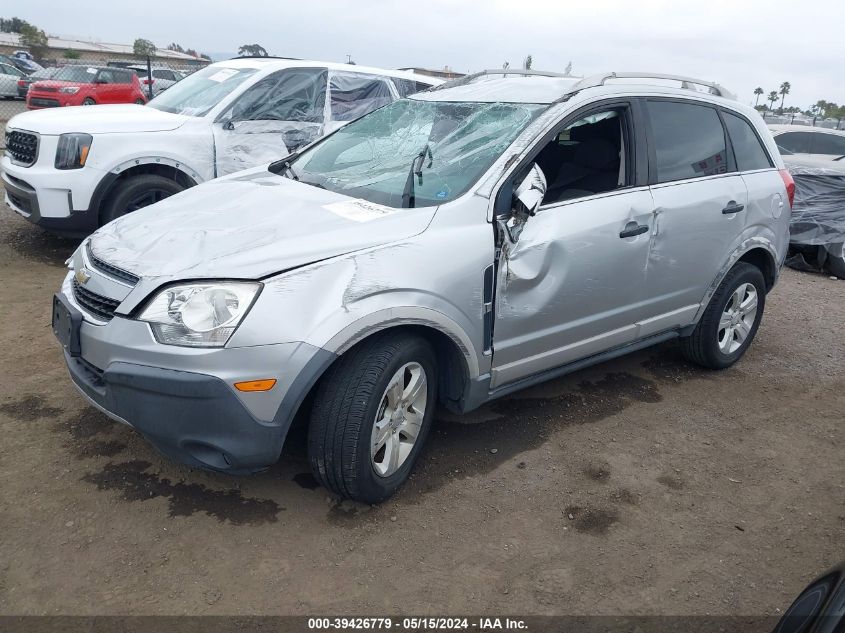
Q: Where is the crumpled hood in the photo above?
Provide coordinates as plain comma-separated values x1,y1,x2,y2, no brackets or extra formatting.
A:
8,104,189,135
89,169,437,280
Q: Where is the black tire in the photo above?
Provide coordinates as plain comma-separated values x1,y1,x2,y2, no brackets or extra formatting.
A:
100,174,184,225
680,262,766,369
825,243,845,278
82,97,96,105
308,332,437,503
135,98,146,105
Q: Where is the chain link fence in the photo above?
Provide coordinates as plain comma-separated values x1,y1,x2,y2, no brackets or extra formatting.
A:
1,56,207,148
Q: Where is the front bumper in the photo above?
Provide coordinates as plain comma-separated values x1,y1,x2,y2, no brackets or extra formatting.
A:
66,353,289,473
57,275,336,474
2,150,105,236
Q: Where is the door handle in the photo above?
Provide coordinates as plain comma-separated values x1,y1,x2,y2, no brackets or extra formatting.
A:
619,222,649,239
722,201,745,214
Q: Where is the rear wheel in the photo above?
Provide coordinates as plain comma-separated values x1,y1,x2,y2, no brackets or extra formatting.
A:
680,262,766,369
825,243,845,278
134,98,146,105
100,175,184,225
308,332,437,503
82,97,96,105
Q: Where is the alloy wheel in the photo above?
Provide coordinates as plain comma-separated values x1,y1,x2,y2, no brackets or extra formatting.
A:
370,362,428,477
717,282,758,354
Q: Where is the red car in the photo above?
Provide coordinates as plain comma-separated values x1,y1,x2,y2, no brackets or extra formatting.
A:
26,65,147,109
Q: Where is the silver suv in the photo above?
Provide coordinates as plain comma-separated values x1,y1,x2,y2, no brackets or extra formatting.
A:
53,70,793,503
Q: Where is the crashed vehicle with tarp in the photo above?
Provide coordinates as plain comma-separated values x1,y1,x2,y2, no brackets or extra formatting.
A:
781,156,845,277
1,58,439,236
52,70,791,503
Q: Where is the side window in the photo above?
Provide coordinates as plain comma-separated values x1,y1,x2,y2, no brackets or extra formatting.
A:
810,133,845,156
392,78,429,97
330,72,393,122
646,101,728,183
96,70,115,84
534,108,629,205
775,132,811,154
723,112,772,171
116,70,132,84
229,68,327,123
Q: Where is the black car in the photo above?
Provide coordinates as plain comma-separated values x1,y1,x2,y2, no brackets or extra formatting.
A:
16,67,58,98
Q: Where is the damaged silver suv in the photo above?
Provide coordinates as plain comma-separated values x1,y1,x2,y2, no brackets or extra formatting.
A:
53,70,793,503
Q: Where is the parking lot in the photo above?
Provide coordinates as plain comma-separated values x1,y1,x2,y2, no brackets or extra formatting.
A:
0,190,842,615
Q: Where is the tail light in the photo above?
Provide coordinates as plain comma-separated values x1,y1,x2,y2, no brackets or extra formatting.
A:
779,169,795,208
143,78,154,85
17,79,25,87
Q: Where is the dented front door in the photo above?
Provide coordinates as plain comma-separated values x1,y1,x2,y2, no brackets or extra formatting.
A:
490,188,655,388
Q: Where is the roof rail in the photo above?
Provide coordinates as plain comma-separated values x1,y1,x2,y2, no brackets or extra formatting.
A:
427,68,571,92
568,72,736,100
227,55,301,61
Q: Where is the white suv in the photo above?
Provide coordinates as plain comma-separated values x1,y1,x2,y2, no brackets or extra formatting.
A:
1,58,439,236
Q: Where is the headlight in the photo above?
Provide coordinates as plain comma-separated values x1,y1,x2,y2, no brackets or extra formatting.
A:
138,282,261,347
55,133,92,170
59,86,80,94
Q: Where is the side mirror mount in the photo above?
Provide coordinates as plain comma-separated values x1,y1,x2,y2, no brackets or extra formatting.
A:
513,163,547,217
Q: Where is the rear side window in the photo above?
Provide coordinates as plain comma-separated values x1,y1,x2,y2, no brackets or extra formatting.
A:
646,101,728,183
723,112,772,171
392,78,430,97
811,133,845,156
330,72,393,121
775,132,811,154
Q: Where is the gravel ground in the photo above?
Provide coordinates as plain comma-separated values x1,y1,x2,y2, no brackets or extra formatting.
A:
0,194,842,616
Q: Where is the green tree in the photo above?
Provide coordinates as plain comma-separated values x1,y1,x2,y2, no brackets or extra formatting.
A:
19,23,48,60
778,81,791,110
62,49,80,59
767,91,779,111
753,87,764,106
0,17,31,33
166,42,184,53
133,38,157,58
238,44,268,57
523,55,532,70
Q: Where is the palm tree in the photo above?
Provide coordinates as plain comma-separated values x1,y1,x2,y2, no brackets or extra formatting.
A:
767,91,779,112
779,81,791,110
753,87,764,106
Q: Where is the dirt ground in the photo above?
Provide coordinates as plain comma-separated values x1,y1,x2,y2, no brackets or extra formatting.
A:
0,195,842,617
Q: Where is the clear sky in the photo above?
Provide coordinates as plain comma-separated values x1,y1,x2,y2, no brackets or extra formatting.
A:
7,0,843,110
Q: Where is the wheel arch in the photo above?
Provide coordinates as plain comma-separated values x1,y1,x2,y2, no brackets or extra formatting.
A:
693,238,780,323
89,156,204,221
287,321,477,431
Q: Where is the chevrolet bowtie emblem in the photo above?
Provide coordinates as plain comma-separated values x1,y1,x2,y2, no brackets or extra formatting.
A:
74,267,91,285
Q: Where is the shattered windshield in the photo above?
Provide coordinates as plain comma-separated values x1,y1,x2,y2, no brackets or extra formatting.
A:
290,99,547,208
147,66,258,116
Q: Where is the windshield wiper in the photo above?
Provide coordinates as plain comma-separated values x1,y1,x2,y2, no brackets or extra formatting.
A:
268,151,301,179
401,145,433,209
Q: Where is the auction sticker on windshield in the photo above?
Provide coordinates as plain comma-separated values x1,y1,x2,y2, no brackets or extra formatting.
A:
323,200,398,222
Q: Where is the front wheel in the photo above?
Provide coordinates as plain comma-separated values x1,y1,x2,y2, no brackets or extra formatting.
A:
134,98,146,105
680,262,766,369
100,175,185,225
308,332,437,503
82,97,96,105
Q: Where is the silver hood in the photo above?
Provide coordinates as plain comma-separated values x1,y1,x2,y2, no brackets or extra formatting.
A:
89,170,437,280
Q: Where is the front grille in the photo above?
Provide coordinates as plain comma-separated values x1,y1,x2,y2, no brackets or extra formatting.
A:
72,279,120,322
38,86,59,93
29,98,60,108
86,243,140,285
5,130,38,166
